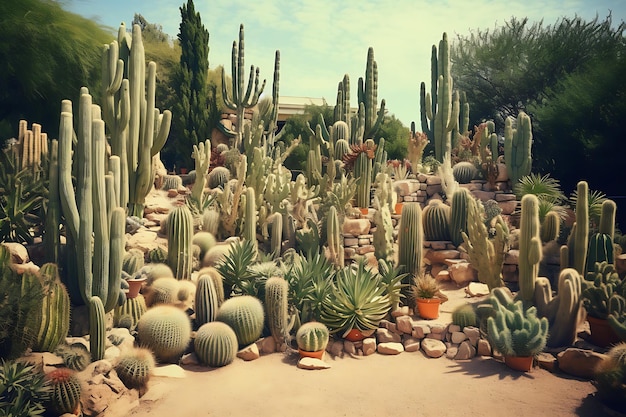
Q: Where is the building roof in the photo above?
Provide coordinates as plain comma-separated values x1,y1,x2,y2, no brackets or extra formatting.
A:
276,96,329,122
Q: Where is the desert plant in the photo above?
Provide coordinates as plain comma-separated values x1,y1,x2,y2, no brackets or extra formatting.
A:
194,321,238,367
422,199,451,241
412,274,441,300
195,274,220,328
452,161,477,184
295,321,329,353
594,342,626,412
166,205,194,280
582,261,622,319
114,294,148,331
569,186,608,231
136,305,192,363
216,295,265,347
216,239,257,297
265,277,291,345
320,259,391,337
452,303,478,328
114,347,155,391
0,360,50,417
54,343,91,371
377,259,409,311
45,368,82,415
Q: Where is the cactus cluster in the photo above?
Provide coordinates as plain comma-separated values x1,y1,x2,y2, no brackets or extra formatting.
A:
504,111,532,187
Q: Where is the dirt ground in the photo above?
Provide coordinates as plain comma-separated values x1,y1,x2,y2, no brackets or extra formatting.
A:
127,282,609,417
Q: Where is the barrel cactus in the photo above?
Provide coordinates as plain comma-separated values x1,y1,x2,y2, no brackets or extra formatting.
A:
192,231,217,260
422,199,451,241
451,303,478,329
265,277,290,345
295,321,329,353
145,277,180,307
450,188,472,247
195,274,220,327
136,305,192,363
89,296,106,361
32,263,71,353
216,295,265,347
123,249,145,276
194,321,238,367
207,166,231,189
114,294,148,330
161,174,183,191
45,368,82,415
54,343,91,371
114,347,155,391
166,205,194,280
452,161,477,184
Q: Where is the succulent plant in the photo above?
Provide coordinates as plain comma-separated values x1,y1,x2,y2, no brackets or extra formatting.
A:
594,342,626,412
452,303,478,328
216,295,265,347
582,261,621,319
422,199,451,241
265,277,290,345
136,305,192,363
0,360,50,417
192,231,217,260
452,161,477,184
115,347,155,391
208,166,231,189
122,249,145,276
45,368,82,415
295,321,329,353
145,277,180,307
114,294,148,330
194,322,239,367
166,205,194,280
195,274,220,327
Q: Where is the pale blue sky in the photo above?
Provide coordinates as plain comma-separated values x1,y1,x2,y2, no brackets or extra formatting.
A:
64,0,625,126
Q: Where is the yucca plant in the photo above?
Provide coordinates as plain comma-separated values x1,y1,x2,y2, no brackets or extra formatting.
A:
514,173,567,223
569,187,608,231
216,239,257,297
320,259,391,337
0,360,50,417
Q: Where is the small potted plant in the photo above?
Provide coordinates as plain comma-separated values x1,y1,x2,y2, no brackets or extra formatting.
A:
320,259,391,341
582,261,623,347
295,322,330,359
487,288,549,372
412,274,445,320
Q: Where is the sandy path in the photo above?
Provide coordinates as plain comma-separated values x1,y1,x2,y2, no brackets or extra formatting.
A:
130,349,601,417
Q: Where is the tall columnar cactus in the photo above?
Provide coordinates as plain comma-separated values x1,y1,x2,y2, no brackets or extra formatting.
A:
397,203,424,280
534,268,584,348
166,205,194,280
195,274,219,327
461,198,508,291
43,139,60,265
327,206,345,268
587,199,617,271
358,47,386,142
243,187,258,255
88,296,106,361
503,111,532,188
296,321,330,353
540,211,561,243
449,188,472,247
190,139,211,207
567,181,590,275
136,305,192,363
265,277,290,345
194,322,238,367
45,368,82,415
372,175,395,264
518,194,542,303
222,24,266,150
58,93,125,311
355,140,375,209
270,213,283,257
103,23,172,217
422,199,451,241
452,91,470,149
216,295,265,347
420,32,460,162
32,264,70,353
334,74,351,130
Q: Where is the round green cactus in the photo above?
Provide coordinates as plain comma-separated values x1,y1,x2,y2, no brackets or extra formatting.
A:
148,246,168,264
137,305,192,363
114,293,148,330
452,161,477,184
216,295,265,347
192,231,217,260
54,343,91,371
115,347,155,390
296,321,329,352
207,166,231,189
194,321,238,367
123,249,145,276
46,368,82,415
422,199,451,241
451,303,477,329
141,263,175,285
146,277,180,307
161,174,183,190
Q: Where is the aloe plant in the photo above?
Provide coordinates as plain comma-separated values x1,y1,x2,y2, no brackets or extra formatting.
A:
216,239,257,297
320,259,391,337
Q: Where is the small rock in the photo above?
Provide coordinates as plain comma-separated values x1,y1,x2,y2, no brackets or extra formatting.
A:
451,331,468,344
448,324,461,333
421,338,447,358
180,352,200,365
237,343,260,361
477,339,492,356
391,306,410,317
343,340,357,355
557,348,606,379
465,282,490,297
378,319,397,332
395,316,414,334
454,340,476,360
463,326,481,346
362,338,377,356
152,364,186,378
297,357,331,370
342,218,371,236
256,337,277,354
2,242,29,263
328,340,344,358
448,262,477,286
446,346,459,359
377,342,404,355
536,352,557,373
402,337,421,352
412,324,430,339
376,328,401,343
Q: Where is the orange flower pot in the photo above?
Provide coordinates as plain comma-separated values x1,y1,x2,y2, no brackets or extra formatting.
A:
394,203,403,214
126,277,146,299
359,207,369,216
504,355,534,372
587,316,621,348
416,298,441,320
343,328,367,342
298,349,325,360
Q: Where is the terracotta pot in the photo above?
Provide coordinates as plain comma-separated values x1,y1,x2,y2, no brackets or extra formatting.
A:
359,207,369,216
126,277,146,299
504,355,534,372
394,203,403,215
416,298,441,320
587,315,621,348
344,328,367,342
298,349,325,360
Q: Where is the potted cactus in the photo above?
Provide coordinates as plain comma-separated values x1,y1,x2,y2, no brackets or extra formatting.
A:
320,259,391,341
582,261,623,347
412,275,445,320
486,288,549,372
295,321,330,359
594,342,626,413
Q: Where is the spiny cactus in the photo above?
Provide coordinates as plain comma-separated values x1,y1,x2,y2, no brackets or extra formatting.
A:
88,296,106,361
136,305,192,363
326,205,345,268
504,111,532,187
216,295,265,347
422,199,451,241
166,205,194,280
32,263,70,353
114,347,155,391
534,268,584,347
397,202,424,279
54,343,91,371
161,174,183,191
123,249,145,276
195,274,220,327
518,194,542,303
145,277,180,307
265,277,290,346
45,368,82,415
449,187,472,247
208,166,230,189
194,321,238,367
582,261,621,319
451,303,478,329
296,321,329,353
567,181,590,275
540,211,561,243
452,161,477,184
594,342,626,412
114,294,147,330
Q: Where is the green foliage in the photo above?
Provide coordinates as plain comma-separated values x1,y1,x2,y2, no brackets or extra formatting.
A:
582,261,621,319
0,360,50,417
452,303,478,328
216,239,259,297
375,114,409,161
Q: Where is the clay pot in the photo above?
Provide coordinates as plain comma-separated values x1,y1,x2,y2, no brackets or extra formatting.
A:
344,328,367,342
359,207,369,216
504,355,534,372
126,277,146,299
394,203,403,215
298,349,325,360
416,298,441,320
587,315,621,348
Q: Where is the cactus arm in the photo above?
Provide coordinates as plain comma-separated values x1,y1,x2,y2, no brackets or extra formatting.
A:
92,117,110,305
106,207,126,311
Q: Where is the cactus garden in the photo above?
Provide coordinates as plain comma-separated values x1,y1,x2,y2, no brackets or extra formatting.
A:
2,1,626,416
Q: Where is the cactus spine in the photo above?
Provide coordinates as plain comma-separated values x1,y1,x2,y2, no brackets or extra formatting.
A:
397,203,424,280
166,205,194,280
89,296,106,361
195,274,219,327
420,33,460,162
296,321,330,353
503,111,532,188
518,194,542,303
265,277,290,345
216,295,265,347
194,322,238,367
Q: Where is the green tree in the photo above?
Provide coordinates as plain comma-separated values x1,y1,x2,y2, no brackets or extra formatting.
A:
375,114,409,161
165,0,212,170
0,0,111,141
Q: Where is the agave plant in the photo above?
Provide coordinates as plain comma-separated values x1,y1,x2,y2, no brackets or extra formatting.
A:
514,173,567,222
216,239,257,297
0,360,50,417
320,259,391,337
377,259,409,310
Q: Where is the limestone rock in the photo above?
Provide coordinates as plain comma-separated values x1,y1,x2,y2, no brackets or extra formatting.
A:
297,357,331,370
362,338,377,356
454,340,476,360
536,352,558,373
477,339,492,357
378,342,404,355
376,328,401,343
180,352,200,365
465,282,490,297
402,338,421,352
2,242,29,263
557,348,607,379
342,218,371,236
451,331,468,344
395,315,414,334
421,338,447,358
256,337,277,355
152,364,186,379
448,262,477,286
237,343,260,361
